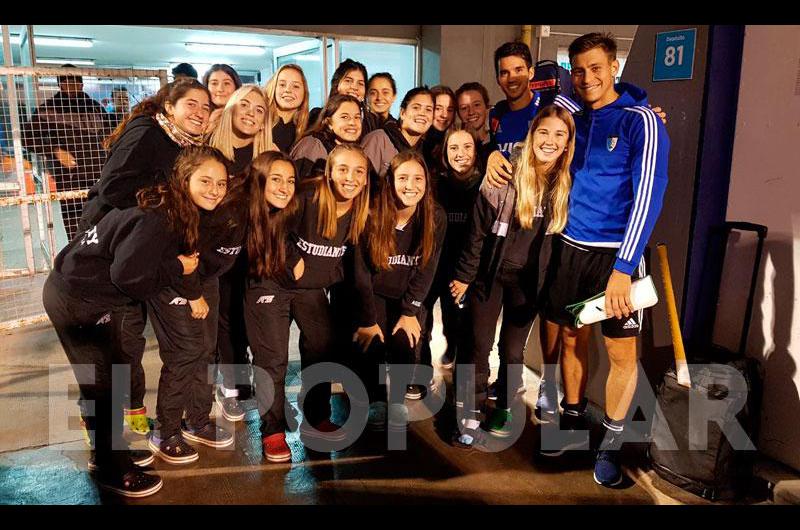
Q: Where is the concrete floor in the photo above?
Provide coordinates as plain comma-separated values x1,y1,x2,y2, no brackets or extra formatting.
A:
0,312,773,505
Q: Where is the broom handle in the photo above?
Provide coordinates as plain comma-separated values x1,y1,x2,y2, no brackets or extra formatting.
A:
657,243,691,386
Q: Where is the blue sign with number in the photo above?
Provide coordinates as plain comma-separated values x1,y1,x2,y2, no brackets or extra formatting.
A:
653,28,697,81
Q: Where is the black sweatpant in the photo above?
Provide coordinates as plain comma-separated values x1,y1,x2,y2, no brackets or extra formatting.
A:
147,278,220,439
244,279,334,437
354,294,429,403
422,262,464,365
456,267,536,410
216,258,251,394
42,272,133,477
112,301,147,411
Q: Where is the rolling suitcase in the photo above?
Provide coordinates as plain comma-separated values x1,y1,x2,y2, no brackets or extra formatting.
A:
649,221,767,500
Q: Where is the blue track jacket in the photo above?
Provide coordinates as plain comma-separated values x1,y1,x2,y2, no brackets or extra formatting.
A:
563,83,670,275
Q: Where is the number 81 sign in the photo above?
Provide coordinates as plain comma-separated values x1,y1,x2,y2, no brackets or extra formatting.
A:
653,28,697,82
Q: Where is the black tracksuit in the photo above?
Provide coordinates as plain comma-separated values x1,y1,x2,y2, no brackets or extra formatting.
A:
147,204,247,438
352,206,447,402
78,114,184,412
452,182,550,409
361,121,425,196
42,206,188,477
420,168,482,368
244,190,355,436
289,131,338,184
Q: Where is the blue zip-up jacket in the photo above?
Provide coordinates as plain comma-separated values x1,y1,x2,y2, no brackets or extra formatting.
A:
563,83,669,275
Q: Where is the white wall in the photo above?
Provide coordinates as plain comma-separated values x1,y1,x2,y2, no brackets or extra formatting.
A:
725,25,800,472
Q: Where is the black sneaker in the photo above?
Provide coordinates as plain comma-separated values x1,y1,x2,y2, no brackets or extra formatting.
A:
88,449,154,471
148,433,199,465
405,384,427,400
215,387,245,422
181,420,234,449
440,348,456,369
97,469,163,498
539,410,590,457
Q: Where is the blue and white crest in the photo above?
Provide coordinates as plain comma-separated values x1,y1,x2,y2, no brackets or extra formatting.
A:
607,136,619,152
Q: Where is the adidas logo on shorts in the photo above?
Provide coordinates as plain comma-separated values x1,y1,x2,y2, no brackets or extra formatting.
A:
169,297,188,306
623,318,639,330
256,295,274,304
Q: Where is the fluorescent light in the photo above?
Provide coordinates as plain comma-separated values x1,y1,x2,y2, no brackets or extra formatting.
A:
10,35,93,48
37,58,95,66
185,42,265,56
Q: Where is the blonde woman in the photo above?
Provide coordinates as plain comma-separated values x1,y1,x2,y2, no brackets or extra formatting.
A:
448,104,575,448
264,64,310,154
208,84,276,175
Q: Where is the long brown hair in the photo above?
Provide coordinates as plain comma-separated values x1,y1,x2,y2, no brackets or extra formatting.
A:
245,151,299,280
136,145,229,252
104,79,211,150
314,144,370,243
302,93,362,143
513,104,575,233
264,64,310,144
367,150,436,271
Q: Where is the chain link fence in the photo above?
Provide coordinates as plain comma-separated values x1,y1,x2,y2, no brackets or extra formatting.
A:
0,66,167,331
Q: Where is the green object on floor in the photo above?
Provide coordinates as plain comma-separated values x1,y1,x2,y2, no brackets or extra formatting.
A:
487,408,512,438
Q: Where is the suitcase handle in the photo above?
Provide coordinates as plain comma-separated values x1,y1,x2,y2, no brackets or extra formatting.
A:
723,221,767,240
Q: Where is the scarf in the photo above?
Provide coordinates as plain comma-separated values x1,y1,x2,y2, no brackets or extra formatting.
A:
154,113,205,147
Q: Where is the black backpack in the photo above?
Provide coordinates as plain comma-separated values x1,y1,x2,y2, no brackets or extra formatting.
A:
648,222,767,501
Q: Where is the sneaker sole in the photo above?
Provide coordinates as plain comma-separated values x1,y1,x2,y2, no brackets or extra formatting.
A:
98,476,163,498
489,429,512,438
368,422,387,432
88,453,155,472
404,393,424,400
593,471,624,487
299,429,347,443
180,429,235,449
264,452,292,463
539,440,590,457
147,439,199,465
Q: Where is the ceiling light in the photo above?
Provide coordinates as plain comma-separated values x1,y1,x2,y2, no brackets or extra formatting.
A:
37,58,96,66
185,42,265,56
10,35,94,48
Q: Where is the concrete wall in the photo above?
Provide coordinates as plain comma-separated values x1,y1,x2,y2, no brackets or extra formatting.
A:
724,25,800,472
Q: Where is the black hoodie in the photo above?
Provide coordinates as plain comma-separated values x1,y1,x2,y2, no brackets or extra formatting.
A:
289,130,338,183
354,205,446,326
54,206,190,307
80,115,182,227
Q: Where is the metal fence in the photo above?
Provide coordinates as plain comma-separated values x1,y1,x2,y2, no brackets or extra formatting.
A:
0,66,167,331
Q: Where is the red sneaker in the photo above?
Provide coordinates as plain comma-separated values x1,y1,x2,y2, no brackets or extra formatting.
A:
262,433,292,462
299,419,346,442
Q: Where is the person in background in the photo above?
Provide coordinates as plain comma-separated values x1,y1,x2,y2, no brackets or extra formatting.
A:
203,64,243,134
367,72,397,125
172,63,198,81
22,65,114,240
308,59,381,136
108,86,131,130
264,64,310,154
422,85,457,174
454,82,495,166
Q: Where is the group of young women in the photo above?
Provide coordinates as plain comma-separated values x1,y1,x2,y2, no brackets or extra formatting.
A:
46,58,578,498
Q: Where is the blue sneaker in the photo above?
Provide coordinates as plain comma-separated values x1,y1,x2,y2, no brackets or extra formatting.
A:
593,450,623,487
535,380,558,423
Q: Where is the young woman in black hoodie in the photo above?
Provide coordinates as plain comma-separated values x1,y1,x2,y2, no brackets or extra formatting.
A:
421,85,457,174
203,64,242,135
144,146,235,465
290,94,362,183
244,144,370,458
42,145,222,497
367,72,397,126
420,126,483,372
448,105,575,448
361,87,434,188
264,64,310,154
352,150,446,429
78,79,212,438
208,84,277,422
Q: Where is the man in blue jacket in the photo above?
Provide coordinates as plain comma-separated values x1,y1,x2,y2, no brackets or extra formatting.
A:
538,33,670,487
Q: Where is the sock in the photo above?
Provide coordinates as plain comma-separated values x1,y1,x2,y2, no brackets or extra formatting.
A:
562,397,587,417
221,386,239,398
600,414,625,450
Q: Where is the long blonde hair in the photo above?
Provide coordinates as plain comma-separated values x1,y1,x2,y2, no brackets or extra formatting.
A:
208,84,276,161
264,64,310,144
314,144,370,243
513,105,575,233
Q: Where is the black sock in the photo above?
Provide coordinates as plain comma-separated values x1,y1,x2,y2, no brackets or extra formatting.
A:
562,397,587,416
600,415,625,450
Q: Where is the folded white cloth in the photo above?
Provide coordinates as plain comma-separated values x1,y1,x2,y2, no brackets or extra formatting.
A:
566,275,659,328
